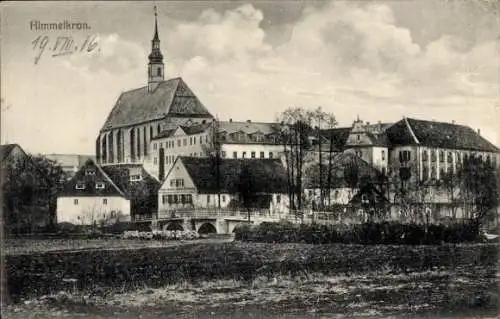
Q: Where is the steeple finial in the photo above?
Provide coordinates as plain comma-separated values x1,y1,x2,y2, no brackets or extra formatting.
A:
153,5,159,41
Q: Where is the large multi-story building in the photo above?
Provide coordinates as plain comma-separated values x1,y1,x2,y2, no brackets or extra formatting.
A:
147,120,285,180
95,11,213,167
43,154,95,180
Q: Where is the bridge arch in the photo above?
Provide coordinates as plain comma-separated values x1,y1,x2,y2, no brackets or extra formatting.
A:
198,222,217,234
164,222,184,231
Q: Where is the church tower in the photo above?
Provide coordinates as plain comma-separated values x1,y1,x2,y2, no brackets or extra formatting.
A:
148,6,164,92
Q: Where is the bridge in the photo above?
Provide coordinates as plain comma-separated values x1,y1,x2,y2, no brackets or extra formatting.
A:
133,209,292,234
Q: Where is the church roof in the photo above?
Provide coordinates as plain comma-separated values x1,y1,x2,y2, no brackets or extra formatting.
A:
101,77,213,131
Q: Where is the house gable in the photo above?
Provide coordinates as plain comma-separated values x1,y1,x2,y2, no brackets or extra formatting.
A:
159,157,198,192
59,159,125,197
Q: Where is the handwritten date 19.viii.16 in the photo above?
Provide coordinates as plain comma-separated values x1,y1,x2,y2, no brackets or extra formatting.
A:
32,35,99,64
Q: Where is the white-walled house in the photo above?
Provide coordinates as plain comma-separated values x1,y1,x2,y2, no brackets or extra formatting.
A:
157,156,289,219
57,159,160,225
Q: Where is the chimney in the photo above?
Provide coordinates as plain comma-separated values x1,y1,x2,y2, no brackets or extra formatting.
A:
246,120,251,123
366,121,370,125
477,129,481,135
229,118,232,122
452,120,456,124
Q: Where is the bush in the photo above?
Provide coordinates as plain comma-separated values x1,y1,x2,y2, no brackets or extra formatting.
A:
233,221,482,245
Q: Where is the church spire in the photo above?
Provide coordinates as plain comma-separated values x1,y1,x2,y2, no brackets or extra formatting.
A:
153,6,160,42
148,5,164,92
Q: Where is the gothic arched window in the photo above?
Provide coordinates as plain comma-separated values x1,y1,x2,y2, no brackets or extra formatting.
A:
157,67,161,77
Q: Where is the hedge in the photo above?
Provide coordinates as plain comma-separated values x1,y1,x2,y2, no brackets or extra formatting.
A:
233,221,483,245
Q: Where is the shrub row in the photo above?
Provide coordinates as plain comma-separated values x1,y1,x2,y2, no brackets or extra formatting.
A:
122,230,200,240
234,221,482,245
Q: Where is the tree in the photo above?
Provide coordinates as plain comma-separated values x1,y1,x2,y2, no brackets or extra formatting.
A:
237,164,255,221
457,155,499,223
2,155,65,233
307,107,336,210
277,107,337,215
276,108,312,215
201,119,222,209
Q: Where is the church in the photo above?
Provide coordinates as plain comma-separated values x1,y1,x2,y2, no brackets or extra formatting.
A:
95,9,213,167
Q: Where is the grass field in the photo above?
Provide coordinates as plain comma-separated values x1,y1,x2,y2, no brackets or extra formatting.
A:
3,240,499,318
3,236,233,256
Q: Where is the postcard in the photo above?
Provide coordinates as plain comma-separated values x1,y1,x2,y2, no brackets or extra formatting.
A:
1,1,499,318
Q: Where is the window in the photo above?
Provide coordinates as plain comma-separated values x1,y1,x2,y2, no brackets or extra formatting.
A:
399,150,411,163
170,180,175,187
193,137,196,145
167,195,173,204
194,152,197,157
447,152,453,163
180,195,186,204
276,195,281,203
157,67,161,76
103,198,108,205
85,169,95,176
334,190,339,199
439,151,444,162
207,195,210,203
222,195,226,202
431,150,437,162
242,152,247,158
95,182,105,190
357,135,360,140
221,151,226,158
269,152,273,159
422,151,428,161
381,150,385,161
162,195,167,204
75,183,86,190
186,194,193,204
177,140,181,147
233,151,237,159
440,168,445,179
153,143,157,150
183,139,187,146
130,175,142,181
260,152,265,158
74,199,78,205
173,195,178,204
160,142,163,148
189,137,192,145
251,151,256,158
200,136,203,144
154,157,157,164
431,167,437,180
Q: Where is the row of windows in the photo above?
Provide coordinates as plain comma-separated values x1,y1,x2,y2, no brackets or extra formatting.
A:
74,198,108,205
153,135,209,151
169,179,185,188
233,151,274,159
76,182,105,190
162,194,193,205
399,149,498,165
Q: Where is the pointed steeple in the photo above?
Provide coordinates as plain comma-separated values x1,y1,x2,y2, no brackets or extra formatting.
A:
148,5,164,92
153,6,160,42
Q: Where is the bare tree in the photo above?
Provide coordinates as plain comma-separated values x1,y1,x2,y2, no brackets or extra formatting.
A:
201,118,222,209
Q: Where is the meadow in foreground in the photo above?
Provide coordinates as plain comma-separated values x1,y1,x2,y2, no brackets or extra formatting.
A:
4,241,498,318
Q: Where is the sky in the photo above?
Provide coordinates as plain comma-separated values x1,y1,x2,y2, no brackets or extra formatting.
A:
1,0,499,155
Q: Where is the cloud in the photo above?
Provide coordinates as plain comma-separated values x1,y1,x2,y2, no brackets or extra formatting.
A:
159,1,497,144
66,33,146,75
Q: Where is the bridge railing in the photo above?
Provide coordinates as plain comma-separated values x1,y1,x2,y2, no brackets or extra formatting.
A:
156,208,288,220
